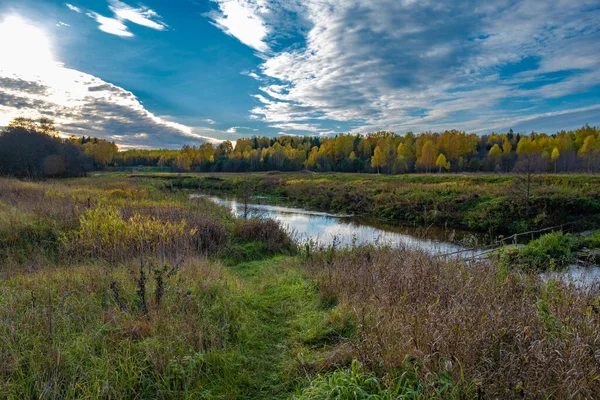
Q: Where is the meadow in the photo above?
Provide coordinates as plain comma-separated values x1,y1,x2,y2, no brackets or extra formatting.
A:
1,174,599,399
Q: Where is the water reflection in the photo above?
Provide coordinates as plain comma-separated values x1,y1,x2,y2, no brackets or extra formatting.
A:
198,194,483,257
541,265,600,288
193,193,599,284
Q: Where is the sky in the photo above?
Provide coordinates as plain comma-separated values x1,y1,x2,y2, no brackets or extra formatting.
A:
0,0,599,149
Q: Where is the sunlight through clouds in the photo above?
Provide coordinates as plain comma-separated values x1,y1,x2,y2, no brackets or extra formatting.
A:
0,16,56,75
0,15,222,147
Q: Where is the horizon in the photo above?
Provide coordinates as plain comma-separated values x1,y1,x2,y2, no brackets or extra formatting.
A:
1,1,599,149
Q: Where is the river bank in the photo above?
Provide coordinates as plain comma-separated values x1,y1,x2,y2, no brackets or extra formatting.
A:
153,172,600,236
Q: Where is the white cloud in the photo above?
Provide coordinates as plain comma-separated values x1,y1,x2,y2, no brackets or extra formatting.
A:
108,0,168,31
207,0,270,52
245,71,261,80
87,12,133,37
208,0,600,134
203,118,216,124
226,126,258,134
65,3,81,13
83,1,167,37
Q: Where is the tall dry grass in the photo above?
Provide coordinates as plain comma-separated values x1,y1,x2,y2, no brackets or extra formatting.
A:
0,177,231,272
0,258,244,398
305,246,600,398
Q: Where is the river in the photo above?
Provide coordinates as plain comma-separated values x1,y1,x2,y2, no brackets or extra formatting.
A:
195,193,600,287
197,194,485,257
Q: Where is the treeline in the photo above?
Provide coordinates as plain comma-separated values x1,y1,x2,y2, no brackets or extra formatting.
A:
115,125,600,174
0,118,118,178
2,117,599,177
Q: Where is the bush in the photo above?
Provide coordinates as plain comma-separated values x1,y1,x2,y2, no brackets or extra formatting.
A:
232,218,296,255
498,231,579,271
190,217,230,255
583,230,600,249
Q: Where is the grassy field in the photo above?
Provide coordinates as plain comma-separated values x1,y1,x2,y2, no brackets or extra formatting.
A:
138,171,600,236
1,174,600,399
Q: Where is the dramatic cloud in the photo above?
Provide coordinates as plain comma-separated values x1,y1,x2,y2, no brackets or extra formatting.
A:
208,0,600,134
0,16,221,148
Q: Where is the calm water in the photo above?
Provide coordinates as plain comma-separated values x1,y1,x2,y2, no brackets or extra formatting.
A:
196,194,484,257
195,193,600,287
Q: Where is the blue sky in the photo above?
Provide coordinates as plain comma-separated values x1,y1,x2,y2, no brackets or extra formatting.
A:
0,0,599,148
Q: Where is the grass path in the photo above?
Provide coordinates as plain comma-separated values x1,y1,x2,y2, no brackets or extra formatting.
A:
219,256,334,399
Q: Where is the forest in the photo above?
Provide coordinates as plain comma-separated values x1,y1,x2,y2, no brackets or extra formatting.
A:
0,117,118,178
114,125,600,174
1,117,599,177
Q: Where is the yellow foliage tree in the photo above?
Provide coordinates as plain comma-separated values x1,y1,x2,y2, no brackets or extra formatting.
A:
435,153,450,172
417,140,437,173
371,146,386,173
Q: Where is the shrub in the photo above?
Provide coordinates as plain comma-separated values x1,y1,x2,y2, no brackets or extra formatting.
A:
190,217,230,255
233,218,296,255
498,231,580,271
583,230,600,249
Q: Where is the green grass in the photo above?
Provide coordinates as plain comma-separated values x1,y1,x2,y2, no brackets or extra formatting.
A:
496,230,600,271
0,254,353,399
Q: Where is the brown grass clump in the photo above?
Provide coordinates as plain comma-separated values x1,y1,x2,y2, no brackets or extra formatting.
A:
305,246,600,398
233,218,296,254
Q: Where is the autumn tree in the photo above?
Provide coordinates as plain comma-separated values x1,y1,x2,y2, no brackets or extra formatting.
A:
435,153,450,172
417,139,437,173
550,147,560,173
579,135,599,172
488,143,502,170
371,145,385,174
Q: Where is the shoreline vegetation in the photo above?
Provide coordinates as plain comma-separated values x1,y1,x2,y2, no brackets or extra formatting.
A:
1,175,600,399
148,172,600,236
